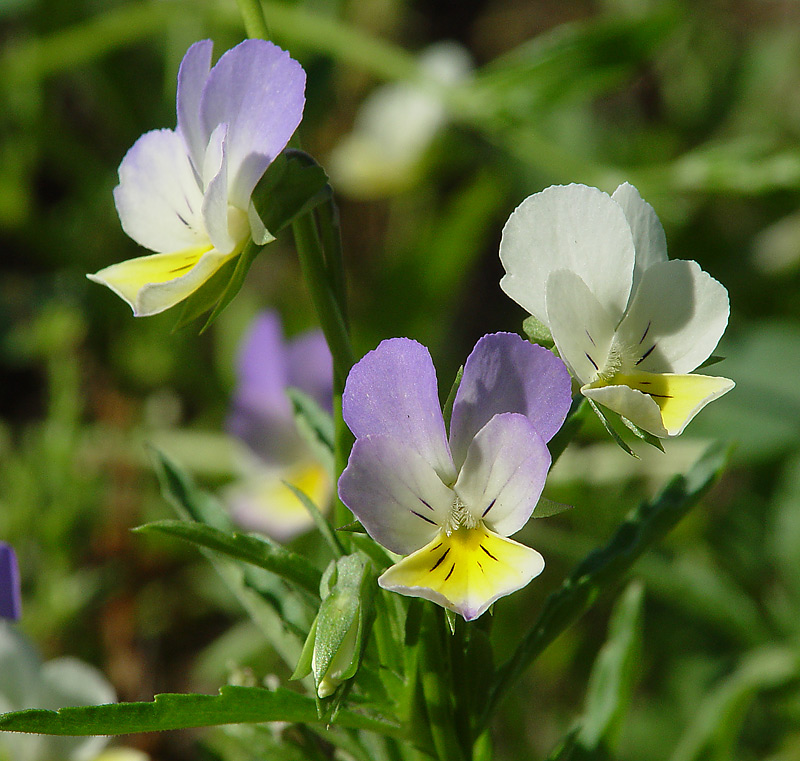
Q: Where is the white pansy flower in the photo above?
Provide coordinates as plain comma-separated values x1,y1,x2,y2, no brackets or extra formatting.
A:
500,183,734,438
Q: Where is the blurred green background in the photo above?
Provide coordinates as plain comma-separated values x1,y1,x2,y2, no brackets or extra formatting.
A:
2,0,800,758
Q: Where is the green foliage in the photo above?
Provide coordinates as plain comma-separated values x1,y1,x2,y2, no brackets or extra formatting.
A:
0,685,402,737
485,442,732,724
133,520,322,599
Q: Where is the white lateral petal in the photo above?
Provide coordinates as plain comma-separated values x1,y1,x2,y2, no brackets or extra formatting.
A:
378,526,544,621
615,259,730,374
545,269,618,384
499,184,635,326
581,383,667,437
611,182,668,294
201,124,237,254
453,413,550,537
88,246,236,317
113,129,206,253
338,435,454,555
176,40,213,173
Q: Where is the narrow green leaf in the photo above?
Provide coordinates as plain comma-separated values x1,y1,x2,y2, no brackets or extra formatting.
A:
442,366,464,434
483,442,733,725
173,256,239,331
134,520,321,599
285,482,344,558
618,414,665,453
200,240,265,333
697,354,726,370
149,447,233,531
587,398,639,458
533,497,573,519
337,521,367,534
522,315,555,349
0,685,402,738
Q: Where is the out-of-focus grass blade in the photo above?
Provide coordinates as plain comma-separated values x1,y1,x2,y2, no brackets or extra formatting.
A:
670,647,800,761
577,581,644,751
288,386,335,476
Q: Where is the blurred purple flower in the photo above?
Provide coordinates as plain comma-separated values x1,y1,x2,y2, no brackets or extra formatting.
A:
226,312,333,540
0,542,21,620
338,332,572,620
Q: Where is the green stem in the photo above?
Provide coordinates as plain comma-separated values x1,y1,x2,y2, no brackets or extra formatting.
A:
420,607,467,761
547,396,588,466
234,0,270,39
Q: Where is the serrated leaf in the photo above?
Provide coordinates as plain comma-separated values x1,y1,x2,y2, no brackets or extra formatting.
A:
134,520,321,599
287,386,335,477
533,497,573,519
587,398,638,458
483,442,733,725
522,315,555,349
0,685,402,738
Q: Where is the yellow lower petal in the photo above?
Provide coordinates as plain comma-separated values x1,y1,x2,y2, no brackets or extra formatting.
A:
378,524,544,621
87,243,237,316
612,371,734,436
228,460,332,542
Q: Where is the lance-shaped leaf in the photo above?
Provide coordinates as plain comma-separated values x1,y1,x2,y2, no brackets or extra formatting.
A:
133,520,321,598
481,441,732,726
0,685,402,737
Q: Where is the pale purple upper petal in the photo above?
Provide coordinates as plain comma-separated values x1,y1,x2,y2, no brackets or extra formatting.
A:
200,39,306,209
339,435,454,554
343,338,456,484
0,542,21,620
286,330,333,413
176,39,213,173
453,413,551,537
449,333,571,468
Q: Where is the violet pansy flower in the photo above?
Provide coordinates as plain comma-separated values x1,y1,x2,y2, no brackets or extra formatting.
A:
0,542,21,621
89,39,305,316
226,312,333,541
500,183,734,437
338,333,572,621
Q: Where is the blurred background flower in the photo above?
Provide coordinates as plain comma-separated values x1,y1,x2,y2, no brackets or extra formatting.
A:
225,310,333,541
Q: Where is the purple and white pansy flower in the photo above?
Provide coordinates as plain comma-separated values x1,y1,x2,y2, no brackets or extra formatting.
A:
89,39,306,316
226,311,333,542
0,542,21,621
338,333,572,621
